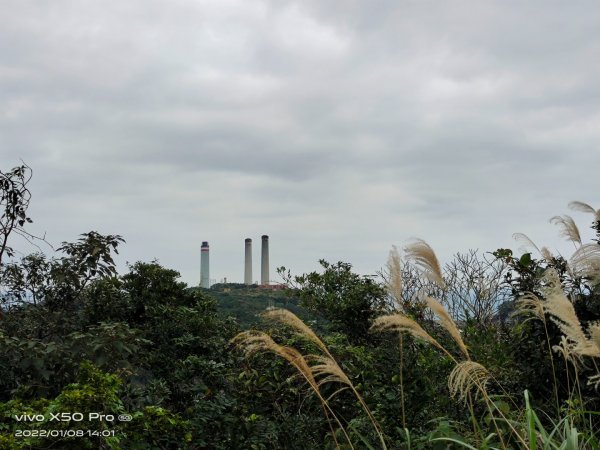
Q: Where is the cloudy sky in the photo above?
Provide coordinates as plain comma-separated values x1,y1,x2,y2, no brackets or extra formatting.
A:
2,1,599,286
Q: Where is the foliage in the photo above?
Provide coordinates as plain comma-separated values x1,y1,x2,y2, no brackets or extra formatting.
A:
0,164,34,267
0,361,189,449
2,163,600,448
278,260,387,342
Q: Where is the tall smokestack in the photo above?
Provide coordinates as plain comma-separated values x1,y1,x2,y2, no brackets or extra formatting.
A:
261,235,269,285
244,238,252,285
200,241,210,288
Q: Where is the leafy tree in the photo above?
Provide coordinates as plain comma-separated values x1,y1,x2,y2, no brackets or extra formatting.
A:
279,260,387,342
55,231,124,293
0,164,34,267
0,362,189,449
0,232,123,313
120,261,196,323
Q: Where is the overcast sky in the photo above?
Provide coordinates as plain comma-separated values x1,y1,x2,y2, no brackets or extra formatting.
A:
2,0,599,286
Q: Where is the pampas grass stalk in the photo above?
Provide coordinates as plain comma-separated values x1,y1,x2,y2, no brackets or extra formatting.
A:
514,292,561,416
398,334,406,430
568,201,600,221
386,246,403,309
231,330,354,449
423,298,515,448
262,309,388,450
384,248,407,428
512,232,555,263
262,308,332,357
570,243,600,283
424,296,470,360
404,239,446,289
550,215,582,246
541,270,599,358
371,313,450,357
309,353,387,447
448,361,489,403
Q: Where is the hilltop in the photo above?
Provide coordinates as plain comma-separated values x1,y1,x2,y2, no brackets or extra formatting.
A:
190,283,308,327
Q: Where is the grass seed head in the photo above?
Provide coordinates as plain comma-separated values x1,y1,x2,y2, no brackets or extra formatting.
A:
550,215,582,245
541,269,589,348
425,296,469,359
309,355,352,388
448,360,490,403
568,201,600,220
386,245,403,308
262,308,330,356
570,243,600,282
232,330,319,389
371,314,443,351
404,239,446,289
514,293,545,322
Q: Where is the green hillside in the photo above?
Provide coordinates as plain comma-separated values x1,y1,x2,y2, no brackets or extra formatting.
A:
190,284,308,327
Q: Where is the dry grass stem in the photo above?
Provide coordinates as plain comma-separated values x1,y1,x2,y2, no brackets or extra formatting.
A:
425,296,469,359
587,374,600,390
262,308,331,357
386,246,403,308
512,232,541,254
404,239,446,289
512,233,555,262
371,314,444,352
570,243,600,281
540,247,554,262
231,331,317,385
514,293,545,321
589,323,600,353
568,201,600,220
573,321,600,358
552,336,583,368
549,215,582,245
448,361,490,403
309,355,353,388
231,330,355,449
541,270,591,352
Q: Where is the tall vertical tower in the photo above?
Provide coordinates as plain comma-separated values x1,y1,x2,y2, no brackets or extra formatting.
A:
244,238,252,285
261,235,269,285
200,241,210,288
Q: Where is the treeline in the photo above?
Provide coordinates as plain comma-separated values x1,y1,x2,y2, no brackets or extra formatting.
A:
1,164,599,449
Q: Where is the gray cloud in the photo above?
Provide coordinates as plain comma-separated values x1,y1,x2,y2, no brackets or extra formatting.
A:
1,0,599,285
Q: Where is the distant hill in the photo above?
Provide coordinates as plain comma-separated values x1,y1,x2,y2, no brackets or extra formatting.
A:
189,284,309,328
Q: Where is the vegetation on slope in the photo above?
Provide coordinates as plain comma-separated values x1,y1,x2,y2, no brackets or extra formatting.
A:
1,163,599,449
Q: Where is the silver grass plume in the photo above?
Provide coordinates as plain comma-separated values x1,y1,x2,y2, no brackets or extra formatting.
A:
512,232,554,262
404,239,446,289
262,308,331,356
588,374,600,390
513,232,541,255
542,270,599,358
550,215,582,245
231,330,357,449
589,322,600,355
569,201,600,220
552,336,583,369
371,314,444,352
425,296,469,359
448,361,490,403
541,270,586,343
540,247,554,262
386,246,403,309
309,355,353,388
231,331,318,387
514,293,545,322
569,243,600,282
